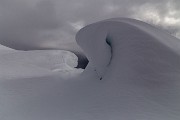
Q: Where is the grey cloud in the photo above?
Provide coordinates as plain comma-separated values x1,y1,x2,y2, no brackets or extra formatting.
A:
0,0,61,50
130,0,180,38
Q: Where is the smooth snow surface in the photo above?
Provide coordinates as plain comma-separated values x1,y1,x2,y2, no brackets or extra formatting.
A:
1,18,180,120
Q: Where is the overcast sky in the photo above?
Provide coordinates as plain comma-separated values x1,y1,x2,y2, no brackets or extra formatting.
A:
0,0,180,50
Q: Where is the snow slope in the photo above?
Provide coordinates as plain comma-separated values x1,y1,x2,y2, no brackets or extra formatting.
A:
0,44,13,51
0,18,180,120
0,44,15,55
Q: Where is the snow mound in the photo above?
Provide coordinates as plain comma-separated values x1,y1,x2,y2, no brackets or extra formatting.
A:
1,50,78,70
76,18,180,81
0,50,82,79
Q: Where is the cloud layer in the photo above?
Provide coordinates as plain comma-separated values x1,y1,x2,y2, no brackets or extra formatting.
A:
0,0,180,50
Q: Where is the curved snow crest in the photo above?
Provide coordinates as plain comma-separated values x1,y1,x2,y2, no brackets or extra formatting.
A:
76,18,180,80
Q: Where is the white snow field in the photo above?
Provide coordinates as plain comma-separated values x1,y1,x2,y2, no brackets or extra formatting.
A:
0,18,180,120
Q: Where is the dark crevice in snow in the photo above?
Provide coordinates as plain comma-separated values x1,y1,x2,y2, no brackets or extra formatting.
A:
73,52,89,69
106,35,112,66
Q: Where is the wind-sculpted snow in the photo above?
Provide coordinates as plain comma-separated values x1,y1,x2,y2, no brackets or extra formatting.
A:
76,18,180,81
1,18,180,120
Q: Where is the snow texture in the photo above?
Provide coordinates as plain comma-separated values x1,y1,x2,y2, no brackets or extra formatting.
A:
0,18,180,120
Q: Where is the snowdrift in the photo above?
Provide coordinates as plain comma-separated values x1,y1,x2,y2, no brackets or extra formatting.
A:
76,18,180,81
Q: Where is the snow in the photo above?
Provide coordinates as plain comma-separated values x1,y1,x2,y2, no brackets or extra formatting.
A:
76,24,112,78
1,18,180,120
76,18,180,79
0,44,15,55
0,50,82,79
0,44,13,51
1,50,78,71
